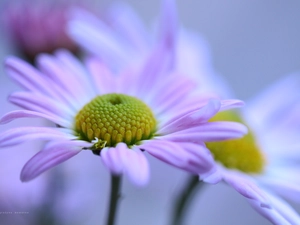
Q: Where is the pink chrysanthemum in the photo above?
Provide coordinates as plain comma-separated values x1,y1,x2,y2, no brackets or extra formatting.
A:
172,27,300,224
1,0,79,60
0,0,247,186
0,49,246,186
205,75,300,224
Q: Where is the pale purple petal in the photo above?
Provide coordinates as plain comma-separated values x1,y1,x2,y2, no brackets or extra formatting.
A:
175,30,213,85
36,53,89,109
54,49,97,98
134,43,172,98
177,142,216,175
152,75,195,105
141,140,215,175
85,56,116,94
0,127,74,147
260,177,300,203
101,143,150,186
123,146,150,186
6,56,84,110
0,110,72,128
220,99,245,111
157,96,214,128
68,8,132,68
161,121,247,142
9,92,75,119
101,146,124,175
157,0,178,64
116,69,140,96
267,193,300,224
141,140,189,168
244,74,300,132
106,2,150,52
248,192,300,225
5,56,61,98
21,141,83,182
133,0,179,98
157,99,221,134
159,0,177,40
200,165,222,184
151,76,196,115
222,170,270,208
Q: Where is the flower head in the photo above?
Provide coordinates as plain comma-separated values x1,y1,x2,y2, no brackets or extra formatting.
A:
195,58,300,223
164,10,300,222
1,48,246,186
0,0,247,186
1,0,79,60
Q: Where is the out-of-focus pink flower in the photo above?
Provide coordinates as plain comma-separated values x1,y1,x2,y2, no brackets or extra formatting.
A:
1,0,81,60
175,28,300,224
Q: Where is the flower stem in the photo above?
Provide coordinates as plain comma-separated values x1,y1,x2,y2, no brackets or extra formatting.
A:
106,174,122,225
170,175,204,225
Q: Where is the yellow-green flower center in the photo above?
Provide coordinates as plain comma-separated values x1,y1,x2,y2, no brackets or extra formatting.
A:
75,93,156,148
206,111,265,174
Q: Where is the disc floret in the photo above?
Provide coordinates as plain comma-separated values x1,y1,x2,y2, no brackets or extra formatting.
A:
206,111,265,174
75,93,156,148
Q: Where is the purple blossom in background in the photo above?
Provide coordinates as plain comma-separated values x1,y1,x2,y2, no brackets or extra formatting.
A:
185,35,300,223
1,0,81,60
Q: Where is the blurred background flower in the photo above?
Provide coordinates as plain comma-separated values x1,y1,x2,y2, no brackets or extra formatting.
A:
0,0,96,62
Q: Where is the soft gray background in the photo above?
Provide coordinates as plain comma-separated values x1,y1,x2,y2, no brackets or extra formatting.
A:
1,0,300,225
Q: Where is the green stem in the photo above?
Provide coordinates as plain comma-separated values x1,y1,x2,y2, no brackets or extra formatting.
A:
106,174,122,225
170,175,204,225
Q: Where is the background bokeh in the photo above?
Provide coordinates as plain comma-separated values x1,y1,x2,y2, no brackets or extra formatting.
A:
1,0,300,224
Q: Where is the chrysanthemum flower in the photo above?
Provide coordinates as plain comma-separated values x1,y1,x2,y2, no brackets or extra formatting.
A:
0,45,247,186
202,75,300,224
175,30,300,224
1,0,79,60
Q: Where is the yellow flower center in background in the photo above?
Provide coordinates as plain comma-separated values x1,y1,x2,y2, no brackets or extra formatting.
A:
206,111,265,174
75,93,156,148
